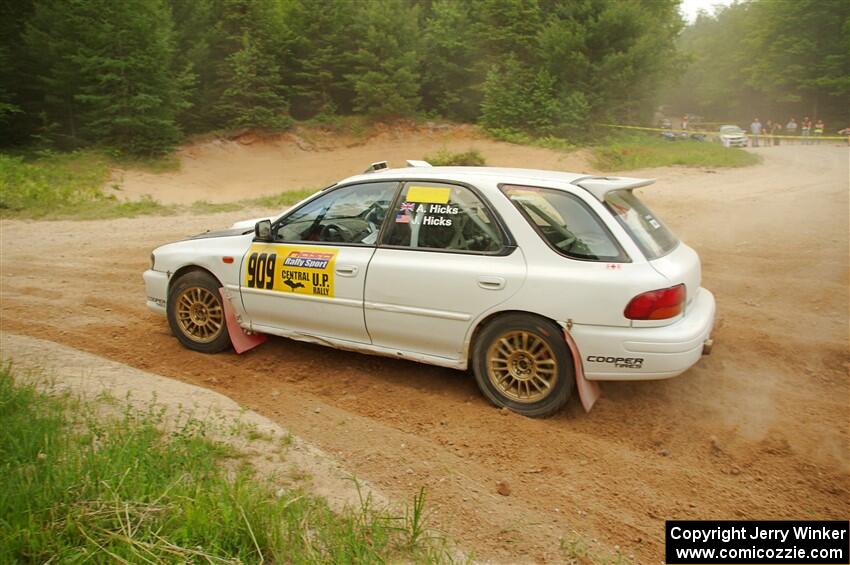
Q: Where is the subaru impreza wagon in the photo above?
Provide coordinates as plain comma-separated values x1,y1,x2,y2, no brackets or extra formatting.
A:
144,161,715,417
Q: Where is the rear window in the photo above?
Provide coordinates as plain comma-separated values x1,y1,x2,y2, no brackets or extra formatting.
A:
502,185,626,261
604,190,678,259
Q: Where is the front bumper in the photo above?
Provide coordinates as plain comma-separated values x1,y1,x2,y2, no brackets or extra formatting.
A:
571,287,716,381
143,269,168,315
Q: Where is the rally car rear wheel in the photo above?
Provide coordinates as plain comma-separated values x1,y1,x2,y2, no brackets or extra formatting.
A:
472,314,574,418
167,271,231,353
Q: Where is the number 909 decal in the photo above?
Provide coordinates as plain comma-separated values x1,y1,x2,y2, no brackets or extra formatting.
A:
246,252,277,289
243,244,337,298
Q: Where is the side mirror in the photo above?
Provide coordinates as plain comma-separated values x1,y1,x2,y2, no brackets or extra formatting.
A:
254,220,272,241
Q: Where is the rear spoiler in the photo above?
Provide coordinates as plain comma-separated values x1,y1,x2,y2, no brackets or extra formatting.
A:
571,176,655,201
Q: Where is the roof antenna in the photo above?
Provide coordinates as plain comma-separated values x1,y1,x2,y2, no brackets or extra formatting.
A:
363,161,388,174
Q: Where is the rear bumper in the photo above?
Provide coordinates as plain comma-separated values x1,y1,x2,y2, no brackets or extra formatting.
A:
143,269,168,315
571,287,716,381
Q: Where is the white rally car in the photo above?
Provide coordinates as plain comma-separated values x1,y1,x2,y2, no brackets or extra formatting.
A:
144,162,715,417
716,125,749,147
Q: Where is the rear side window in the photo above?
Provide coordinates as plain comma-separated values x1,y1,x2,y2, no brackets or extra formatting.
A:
382,182,503,253
502,185,626,261
604,189,678,259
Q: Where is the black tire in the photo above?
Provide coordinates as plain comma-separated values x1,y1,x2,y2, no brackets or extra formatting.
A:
167,270,231,354
472,314,574,418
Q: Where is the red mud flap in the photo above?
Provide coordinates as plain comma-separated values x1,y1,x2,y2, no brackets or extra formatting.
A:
219,288,267,354
563,329,600,412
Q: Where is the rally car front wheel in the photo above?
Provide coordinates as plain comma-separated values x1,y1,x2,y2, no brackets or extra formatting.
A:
167,271,231,354
472,314,574,418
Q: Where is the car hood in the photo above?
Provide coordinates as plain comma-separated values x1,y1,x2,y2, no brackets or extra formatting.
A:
231,217,272,229
188,227,253,240
182,215,272,241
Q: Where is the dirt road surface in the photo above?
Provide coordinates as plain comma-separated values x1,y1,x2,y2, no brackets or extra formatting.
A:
2,143,848,563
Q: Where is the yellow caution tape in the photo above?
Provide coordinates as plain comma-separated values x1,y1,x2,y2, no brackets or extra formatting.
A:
600,123,850,141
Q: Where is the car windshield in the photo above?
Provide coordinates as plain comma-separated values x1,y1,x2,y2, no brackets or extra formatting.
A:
604,190,679,259
720,126,744,134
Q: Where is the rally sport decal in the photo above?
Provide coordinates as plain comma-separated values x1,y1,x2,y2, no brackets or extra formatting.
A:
243,244,337,298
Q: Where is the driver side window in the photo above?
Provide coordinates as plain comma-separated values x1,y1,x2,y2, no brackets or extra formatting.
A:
275,182,398,245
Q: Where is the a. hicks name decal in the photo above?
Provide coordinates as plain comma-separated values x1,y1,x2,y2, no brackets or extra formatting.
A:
395,202,460,226
244,244,337,297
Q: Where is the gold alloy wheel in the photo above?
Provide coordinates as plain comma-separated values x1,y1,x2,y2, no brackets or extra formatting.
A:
175,287,224,343
486,330,558,403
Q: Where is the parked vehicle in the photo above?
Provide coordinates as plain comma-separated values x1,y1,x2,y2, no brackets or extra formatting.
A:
144,162,715,417
661,131,706,142
715,125,749,147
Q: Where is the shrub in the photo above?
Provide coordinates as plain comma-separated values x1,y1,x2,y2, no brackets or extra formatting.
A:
424,148,486,166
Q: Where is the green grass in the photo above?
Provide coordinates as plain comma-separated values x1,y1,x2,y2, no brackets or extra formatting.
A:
0,150,319,220
559,533,632,565
188,189,319,215
109,152,182,173
483,127,577,151
185,189,319,217
188,200,245,214
0,364,455,564
238,188,318,209
0,151,109,216
0,151,178,220
591,134,760,170
424,148,486,166
296,114,375,141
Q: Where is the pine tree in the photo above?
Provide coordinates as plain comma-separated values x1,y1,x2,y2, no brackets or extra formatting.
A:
0,0,33,142
745,0,850,120
23,0,90,147
470,0,543,66
169,0,216,133
479,57,564,135
210,0,291,130
421,0,479,120
538,0,682,126
347,0,422,118
25,0,189,154
217,33,291,129
282,0,357,118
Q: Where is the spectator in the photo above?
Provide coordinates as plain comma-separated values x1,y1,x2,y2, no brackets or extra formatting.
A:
750,118,762,147
681,115,689,131
764,120,774,147
772,120,782,145
801,117,811,145
785,118,798,142
813,119,824,143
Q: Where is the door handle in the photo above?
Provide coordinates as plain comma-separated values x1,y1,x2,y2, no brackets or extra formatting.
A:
478,276,506,290
335,265,359,277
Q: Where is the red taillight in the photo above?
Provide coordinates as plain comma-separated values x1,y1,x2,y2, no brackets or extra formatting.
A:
624,284,685,320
